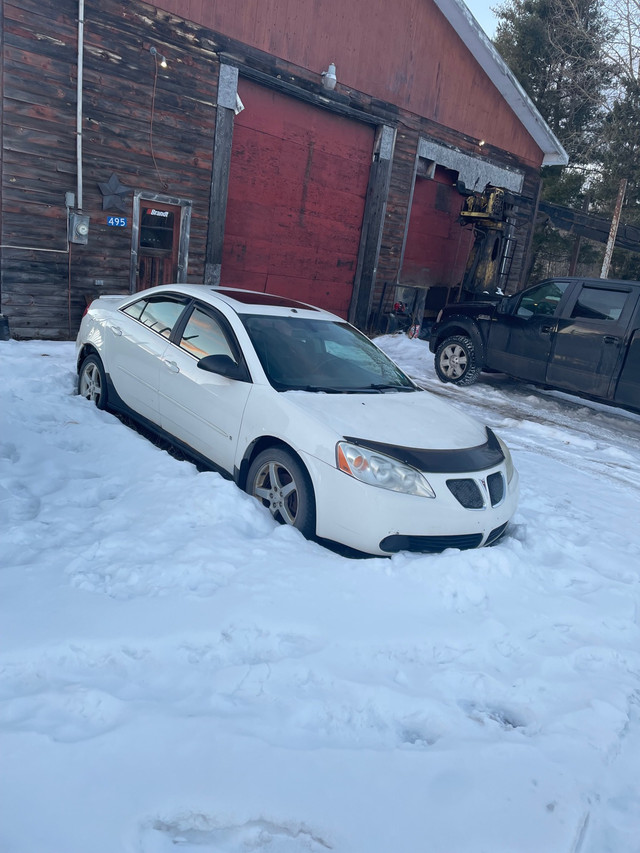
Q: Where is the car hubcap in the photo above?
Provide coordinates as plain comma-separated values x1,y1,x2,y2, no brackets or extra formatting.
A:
252,461,298,525
441,344,468,378
80,364,101,403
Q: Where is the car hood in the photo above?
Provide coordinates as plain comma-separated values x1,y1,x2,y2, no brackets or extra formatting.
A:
284,389,488,450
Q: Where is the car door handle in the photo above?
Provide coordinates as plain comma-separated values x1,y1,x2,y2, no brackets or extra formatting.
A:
110,325,123,336
603,335,620,345
164,360,180,373
541,325,554,334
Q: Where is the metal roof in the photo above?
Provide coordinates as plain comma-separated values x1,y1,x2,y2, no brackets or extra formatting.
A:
434,0,569,166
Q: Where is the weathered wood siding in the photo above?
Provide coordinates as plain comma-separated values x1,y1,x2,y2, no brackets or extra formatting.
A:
1,0,78,336
1,0,219,338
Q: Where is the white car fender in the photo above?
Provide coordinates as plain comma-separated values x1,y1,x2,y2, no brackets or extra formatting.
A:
236,386,341,474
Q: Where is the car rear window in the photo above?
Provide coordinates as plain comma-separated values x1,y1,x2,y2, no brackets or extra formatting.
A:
121,295,189,338
570,287,629,322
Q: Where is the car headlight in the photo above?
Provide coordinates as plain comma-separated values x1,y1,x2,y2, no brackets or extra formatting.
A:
336,442,436,498
496,435,515,483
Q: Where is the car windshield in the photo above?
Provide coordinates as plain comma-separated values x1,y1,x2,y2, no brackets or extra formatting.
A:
241,315,417,393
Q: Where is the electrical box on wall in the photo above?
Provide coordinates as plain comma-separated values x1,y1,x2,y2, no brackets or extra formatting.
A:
68,212,90,245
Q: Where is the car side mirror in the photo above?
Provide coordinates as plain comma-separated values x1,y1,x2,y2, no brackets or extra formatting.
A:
197,354,249,382
496,295,514,316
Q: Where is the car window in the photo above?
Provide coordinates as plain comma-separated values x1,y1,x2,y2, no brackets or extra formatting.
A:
570,286,629,322
516,281,570,319
178,307,236,360
122,295,188,338
242,314,416,393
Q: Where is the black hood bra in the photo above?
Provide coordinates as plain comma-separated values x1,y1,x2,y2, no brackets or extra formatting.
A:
342,428,504,474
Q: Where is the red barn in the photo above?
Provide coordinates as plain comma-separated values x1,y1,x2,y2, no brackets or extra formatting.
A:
0,0,566,338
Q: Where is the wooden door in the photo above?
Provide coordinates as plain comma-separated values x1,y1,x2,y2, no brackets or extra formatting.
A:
136,203,182,291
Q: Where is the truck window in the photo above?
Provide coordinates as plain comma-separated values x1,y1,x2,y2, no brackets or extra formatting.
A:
570,286,628,322
516,281,570,318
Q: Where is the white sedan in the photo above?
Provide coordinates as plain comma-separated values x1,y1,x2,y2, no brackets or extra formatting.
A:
76,285,518,555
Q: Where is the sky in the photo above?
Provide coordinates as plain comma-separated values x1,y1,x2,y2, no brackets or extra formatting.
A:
2,336,640,853
464,0,499,37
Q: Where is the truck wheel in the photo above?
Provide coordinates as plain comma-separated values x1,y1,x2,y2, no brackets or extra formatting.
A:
435,335,481,386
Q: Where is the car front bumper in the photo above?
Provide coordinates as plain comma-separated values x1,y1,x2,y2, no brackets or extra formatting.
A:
301,450,519,556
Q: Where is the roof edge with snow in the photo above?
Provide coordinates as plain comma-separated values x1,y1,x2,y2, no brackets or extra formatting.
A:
433,0,569,166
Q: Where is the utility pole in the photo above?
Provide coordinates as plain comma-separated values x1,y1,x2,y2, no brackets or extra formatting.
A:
568,195,590,276
600,179,627,279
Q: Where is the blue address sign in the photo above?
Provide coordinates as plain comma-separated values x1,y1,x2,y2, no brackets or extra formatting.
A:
107,217,128,227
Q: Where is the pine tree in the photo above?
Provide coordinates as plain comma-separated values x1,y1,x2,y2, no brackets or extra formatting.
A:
493,0,612,278
494,0,610,162
594,79,640,278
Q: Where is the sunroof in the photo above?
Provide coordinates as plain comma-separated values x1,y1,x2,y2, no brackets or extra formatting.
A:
214,289,319,310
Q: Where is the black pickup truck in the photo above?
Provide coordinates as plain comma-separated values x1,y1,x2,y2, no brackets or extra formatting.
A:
429,277,640,411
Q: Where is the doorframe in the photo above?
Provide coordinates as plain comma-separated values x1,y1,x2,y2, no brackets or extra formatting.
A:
130,191,192,293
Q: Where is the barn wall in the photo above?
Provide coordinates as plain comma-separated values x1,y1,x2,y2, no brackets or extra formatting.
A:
151,0,545,169
1,0,544,339
1,0,79,337
1,0,219,338
369,117,540,323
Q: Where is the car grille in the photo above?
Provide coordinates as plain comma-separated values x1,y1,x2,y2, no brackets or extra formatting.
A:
487,472,505,506
380,533,484,553
447,473,505,509
380,522,510,554
446,478,484,508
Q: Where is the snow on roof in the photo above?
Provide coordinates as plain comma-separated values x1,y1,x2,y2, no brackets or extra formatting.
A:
434,0,569,166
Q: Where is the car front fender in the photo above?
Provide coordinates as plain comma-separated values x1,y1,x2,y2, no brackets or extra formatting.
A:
430,315,487,364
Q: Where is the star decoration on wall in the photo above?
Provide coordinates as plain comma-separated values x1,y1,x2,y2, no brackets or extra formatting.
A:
98,173,133,212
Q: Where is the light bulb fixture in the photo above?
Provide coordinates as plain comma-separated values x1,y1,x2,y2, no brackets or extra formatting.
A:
149,46,167,68
321,62,337,91
478,139,486,147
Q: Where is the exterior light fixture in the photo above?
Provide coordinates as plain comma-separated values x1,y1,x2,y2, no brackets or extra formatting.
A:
149,46,167,68
478,139,486,147
321,62,337,91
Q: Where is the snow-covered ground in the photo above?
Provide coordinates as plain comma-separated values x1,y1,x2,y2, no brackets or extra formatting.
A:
1,335,639,853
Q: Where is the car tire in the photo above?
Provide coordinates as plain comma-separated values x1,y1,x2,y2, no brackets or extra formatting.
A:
247,447,316,538
435,335,481,386
78,354,108,410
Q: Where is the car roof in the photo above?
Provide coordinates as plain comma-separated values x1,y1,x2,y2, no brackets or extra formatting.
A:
132,284,342,320
540,277,640,288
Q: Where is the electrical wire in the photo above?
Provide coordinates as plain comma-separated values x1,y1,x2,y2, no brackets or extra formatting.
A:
68,242,73,339
149,52,168,192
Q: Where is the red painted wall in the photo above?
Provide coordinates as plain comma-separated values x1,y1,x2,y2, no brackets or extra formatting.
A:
401,169,474,288
221,80,374,316
152,0,544,168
